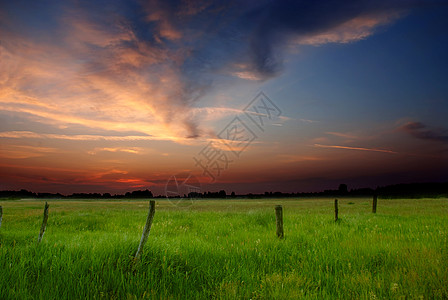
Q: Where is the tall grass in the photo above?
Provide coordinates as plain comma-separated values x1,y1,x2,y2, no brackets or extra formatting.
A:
0,198,447,299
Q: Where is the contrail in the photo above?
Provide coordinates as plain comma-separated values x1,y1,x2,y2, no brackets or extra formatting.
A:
314,144,397,154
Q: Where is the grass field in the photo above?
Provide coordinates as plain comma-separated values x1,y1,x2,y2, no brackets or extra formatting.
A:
0,197,447,299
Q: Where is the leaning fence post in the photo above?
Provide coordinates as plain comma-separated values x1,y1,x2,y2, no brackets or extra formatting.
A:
0,206,3,229
372,194,378,213
38,202,49,243
334,199,339,222
135,200,156,259
275,205,284,238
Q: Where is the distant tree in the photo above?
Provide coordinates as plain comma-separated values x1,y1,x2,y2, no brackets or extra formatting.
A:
218,190,226,198
338,184,348,194
38,192,61,198
231,191,236,198
129,189,153,198
188,191,202,198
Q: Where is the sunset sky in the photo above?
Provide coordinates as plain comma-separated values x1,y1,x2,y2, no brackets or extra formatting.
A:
1,0,447,195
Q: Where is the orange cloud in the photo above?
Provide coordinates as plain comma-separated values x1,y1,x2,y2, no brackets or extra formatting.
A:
0,10,210,144
0,145,60,159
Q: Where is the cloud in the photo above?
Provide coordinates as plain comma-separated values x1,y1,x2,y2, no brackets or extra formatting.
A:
0,145,60,159
296,13,401,46
87,147,145,155
0,131,173,142
189,107,243,121
325,131,360,139
1,0,439,141
400,121,448,143
277,154,326,163
314,144,397,154
0,162,154,191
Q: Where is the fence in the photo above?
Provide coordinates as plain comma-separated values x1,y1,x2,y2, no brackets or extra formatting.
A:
0,195,380,252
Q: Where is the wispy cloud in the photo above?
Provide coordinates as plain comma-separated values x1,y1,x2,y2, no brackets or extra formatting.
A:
1,0,428,142
314,144,397,154
0,131,175,142
299,118,319,124
297,13,401,46
325,132,359,139
188,107,244,122
87,147,145,155
277,154,326,163
0,145,60,159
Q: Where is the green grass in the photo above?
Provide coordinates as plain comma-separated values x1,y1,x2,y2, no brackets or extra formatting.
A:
0,197,447,299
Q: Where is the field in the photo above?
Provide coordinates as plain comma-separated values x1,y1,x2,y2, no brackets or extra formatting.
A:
0,197,447,299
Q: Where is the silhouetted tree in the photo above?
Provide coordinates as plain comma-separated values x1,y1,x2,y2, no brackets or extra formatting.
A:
338,184,348,195
129,189,153,198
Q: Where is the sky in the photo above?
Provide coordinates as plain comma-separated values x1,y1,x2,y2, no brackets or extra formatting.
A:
1,0,447,195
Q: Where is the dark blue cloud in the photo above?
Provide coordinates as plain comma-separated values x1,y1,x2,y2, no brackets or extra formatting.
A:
401,122,448,143
4,0,445,82
132,0,448,79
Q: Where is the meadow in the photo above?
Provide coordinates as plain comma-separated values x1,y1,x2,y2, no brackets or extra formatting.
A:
0,197,447,299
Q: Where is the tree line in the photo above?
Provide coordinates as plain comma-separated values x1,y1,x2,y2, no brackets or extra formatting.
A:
0,182,447,200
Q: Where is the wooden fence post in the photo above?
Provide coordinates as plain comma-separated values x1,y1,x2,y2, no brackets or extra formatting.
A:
372,194,378,213
334,199,339,222
0,206,2,229
135,200,156,259
275,205,284,238
38,202,49,243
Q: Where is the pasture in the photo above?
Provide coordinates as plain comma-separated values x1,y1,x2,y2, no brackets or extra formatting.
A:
0,197,447,299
